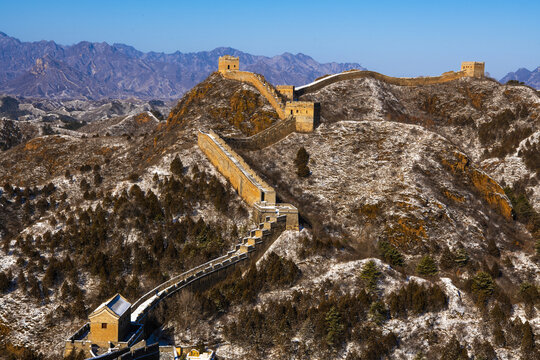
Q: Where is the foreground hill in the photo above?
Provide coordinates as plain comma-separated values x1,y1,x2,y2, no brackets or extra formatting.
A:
0,32,363,100
0,70,538,359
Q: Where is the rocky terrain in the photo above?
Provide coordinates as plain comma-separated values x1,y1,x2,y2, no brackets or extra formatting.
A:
501,67,540,89
0,69,539,360
0,32,363,100
0,95,171,151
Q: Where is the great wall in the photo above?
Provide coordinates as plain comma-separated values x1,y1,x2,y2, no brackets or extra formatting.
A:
64,57,486,359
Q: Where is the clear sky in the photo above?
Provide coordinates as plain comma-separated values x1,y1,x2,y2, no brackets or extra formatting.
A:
1,0,539,79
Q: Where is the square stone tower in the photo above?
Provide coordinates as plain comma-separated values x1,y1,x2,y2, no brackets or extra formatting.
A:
276,85,295,101
461,62,485,78
285,101,317,133
218,55,239,73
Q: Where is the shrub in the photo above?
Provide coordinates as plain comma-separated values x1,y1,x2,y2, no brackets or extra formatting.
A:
416,255,438,276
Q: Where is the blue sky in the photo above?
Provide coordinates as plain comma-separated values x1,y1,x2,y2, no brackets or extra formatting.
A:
1,0,539,78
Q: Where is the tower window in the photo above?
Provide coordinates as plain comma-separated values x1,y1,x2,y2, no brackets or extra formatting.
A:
102,323,107,329
227,65,230,69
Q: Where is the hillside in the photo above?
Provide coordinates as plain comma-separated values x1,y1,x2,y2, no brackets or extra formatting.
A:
0,32,364,100
0,70,539,359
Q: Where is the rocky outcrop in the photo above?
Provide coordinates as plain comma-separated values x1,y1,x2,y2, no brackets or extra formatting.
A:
440,151,513,220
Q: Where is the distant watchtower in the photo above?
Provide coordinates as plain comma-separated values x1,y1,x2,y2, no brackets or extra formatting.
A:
218,55,239,73
461,62,485,78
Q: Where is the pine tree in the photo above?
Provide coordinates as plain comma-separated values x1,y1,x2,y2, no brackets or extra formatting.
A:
368,301,387,325
521,321,534,355
325,306,344,348
471,272,494,297
416,255,438,276
441,336,469,360
360,260,381,292
295,147,310,178
378,240,404,267
170,156,184,176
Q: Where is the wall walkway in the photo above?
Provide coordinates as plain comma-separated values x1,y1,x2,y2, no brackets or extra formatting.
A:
221,71,286,119
294,70,469,97
198,130,276,205
224,115,297,150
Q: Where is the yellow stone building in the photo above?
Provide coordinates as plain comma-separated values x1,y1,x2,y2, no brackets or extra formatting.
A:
285,101,317,132
218,55,239,73
461,61,485,78
88,294,132,346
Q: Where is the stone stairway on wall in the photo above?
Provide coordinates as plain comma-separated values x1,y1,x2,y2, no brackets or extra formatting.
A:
220,70,287,119
129,213,288,323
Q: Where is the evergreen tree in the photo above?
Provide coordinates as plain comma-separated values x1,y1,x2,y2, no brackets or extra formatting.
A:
360,260,381,292
521,321,535,355
441,336,469,360
416,255,438,276
378,240,404,267
325,306,344,348
471,272,494,298
368,301,387,325
294,147,310,178
170,156,184,176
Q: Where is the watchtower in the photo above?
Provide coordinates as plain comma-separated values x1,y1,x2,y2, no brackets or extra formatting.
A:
461,62,485,78
285,101,318,133
88,294,131,346
218,55,239,73
276,85,295,101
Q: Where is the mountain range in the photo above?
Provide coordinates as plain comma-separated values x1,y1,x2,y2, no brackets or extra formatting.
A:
500,67,540,89
0,31,364,100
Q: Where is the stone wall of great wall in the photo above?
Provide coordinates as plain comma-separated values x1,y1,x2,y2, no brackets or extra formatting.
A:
197,130,276,205
221,71,287,119
294,70,472,97
225,115,298,150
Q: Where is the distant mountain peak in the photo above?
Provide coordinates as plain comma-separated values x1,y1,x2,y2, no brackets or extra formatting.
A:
0,31,365,99
500,66,540,89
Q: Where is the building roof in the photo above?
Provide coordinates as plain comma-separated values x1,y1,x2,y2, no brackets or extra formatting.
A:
187,350,214,360
89,294,131,319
